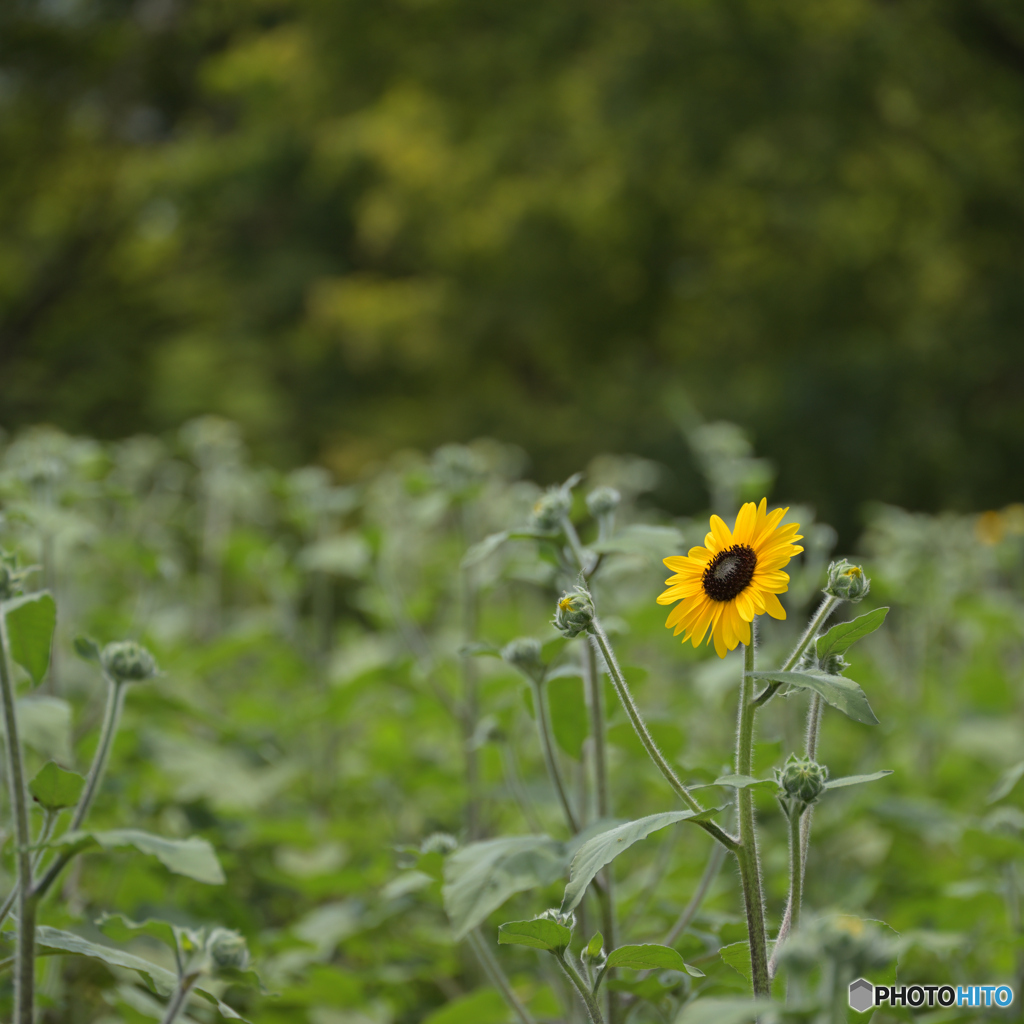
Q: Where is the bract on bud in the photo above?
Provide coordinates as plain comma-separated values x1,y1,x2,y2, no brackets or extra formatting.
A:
206,928,250,972
529,488,572,531
586,486,620,519
501,637,545,682
776,754,828,816
100,640,158,684
553,587,595,638
824,559,870,602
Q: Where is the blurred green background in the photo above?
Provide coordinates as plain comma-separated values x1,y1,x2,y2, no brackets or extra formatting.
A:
3,0,1024,538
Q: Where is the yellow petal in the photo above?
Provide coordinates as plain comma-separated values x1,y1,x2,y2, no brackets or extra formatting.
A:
709,515,733,549
732,502,757,545
763,591,787,619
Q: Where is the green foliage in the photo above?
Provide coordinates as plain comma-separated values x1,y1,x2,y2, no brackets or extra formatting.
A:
28,762,85,811
605,943,702,976
750,669,879,725
815,607,889,662
496,917,571,953
4,591,55,686
52,830,225,885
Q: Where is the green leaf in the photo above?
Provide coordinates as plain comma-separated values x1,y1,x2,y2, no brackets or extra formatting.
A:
591,525,685,557
498,917,572,952
585,932,604,958
989,760,1024,803
675,997,774,1024
460,531,509,568
816,607,889,661
548,675,588,759
749,670,878,725
32,926,248,1021
29,761,85,810
442,835,567,940
561,809,718,914
718,940,752,982
53,829,225,884
824,770,894,790
713,774,779,791
422,988,511,1024
17,696,72,761
73,635,102,663
4,591,56,686
606,944,703,976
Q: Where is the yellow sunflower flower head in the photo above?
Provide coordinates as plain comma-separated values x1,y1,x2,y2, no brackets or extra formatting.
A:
657,499,804,658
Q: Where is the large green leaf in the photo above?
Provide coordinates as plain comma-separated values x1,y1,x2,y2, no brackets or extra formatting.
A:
749,670,878,725
4,591,56,686
824,770,894,790
16,696,72,761
29,761,85,810
442,835,567,940
606,944,703,976
498,917,572,952
675,998,775,1024
561,809,717,914
713,774,779,792
718,940,752,981
53,829,225,884
815,607,889,661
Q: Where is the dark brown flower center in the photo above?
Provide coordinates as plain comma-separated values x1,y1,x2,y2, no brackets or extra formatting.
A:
702,544,757,602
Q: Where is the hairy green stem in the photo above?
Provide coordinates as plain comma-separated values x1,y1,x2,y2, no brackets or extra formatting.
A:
787,810,804,933
461,560,482,840
72,677,126,830
0,612,35,1024
736,641,769,997
560,516,594,579
753,595,840,707
556,949,605,1024
530,680,580,834
588,621,737,852
468,929,537,1024
160,972,199,1024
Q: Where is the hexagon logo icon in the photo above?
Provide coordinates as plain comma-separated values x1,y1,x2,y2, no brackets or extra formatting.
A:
849,978,874,1013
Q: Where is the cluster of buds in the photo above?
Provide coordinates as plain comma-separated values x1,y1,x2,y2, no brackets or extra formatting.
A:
501,637,545,683
206,928,250,973
824,559,870,602
775,754,828,819
100,640,158,684
585,486,620,520
552,588,595,638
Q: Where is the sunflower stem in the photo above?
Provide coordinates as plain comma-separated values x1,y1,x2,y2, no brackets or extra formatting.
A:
556,949,606,1024
467,929,537,1024
736,639,770,997
588,618,737,851
529,678,580,834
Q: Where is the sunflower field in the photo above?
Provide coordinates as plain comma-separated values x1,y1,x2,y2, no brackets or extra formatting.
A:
0,418,1022,1024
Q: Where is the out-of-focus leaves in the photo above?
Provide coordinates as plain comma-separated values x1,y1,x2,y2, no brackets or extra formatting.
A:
4,591,56,685
16,696,72,762
52,829,225,884
824,771,894,791
29,761,85,810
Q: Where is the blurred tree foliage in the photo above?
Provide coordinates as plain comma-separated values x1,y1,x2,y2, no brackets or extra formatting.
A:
2,0,1024,539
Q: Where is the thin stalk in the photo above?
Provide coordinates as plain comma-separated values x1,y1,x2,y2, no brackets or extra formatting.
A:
753,595,840,707
0,612,35,1024
32,810,58,873
735,641,769,997
588,621,737,852
556,949,606,1024
786,810,804,933
561,516,594,579
500,741,544,834
160,972,199,1024
663,840,728,946
461,560,482,840
71,677,125,830
467,929,537,1024
530,680,580,834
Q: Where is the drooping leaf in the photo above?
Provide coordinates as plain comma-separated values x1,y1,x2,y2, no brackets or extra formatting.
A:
16,696,72,761
816,607,889,661
460,531,509,568
606,944,703,976
749,670,878,725
718,940,752,982
53,829,225,884
675,997,774,1024
824,770,894,790
591,525,685,558
547,675,588,760
713,774,779,792
988,760,1024,804
561,809,718,914
497,917,572,952
4,591,56,686
442,835,567,940
97,912,193,953
29,761,85,810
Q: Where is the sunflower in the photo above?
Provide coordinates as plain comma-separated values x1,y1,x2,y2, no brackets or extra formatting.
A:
658,499,804,658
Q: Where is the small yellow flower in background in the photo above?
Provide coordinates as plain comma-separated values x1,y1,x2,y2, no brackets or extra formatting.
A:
976,510,1005,546
657,499,804,658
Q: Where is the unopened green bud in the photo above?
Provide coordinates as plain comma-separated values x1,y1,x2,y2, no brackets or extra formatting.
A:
206,928,249,972
820,652,850,676
824,559,870,602
529,488,572,531
420,832,459,855
538,907,575,930
776,755,828,814
100,641,158,683
586,487,620,519
501,637,545,682
553,587,595,638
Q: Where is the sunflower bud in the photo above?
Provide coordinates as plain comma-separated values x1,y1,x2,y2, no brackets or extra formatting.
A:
100,641,158,684
586,486,620,519
529,488,572,531
553,588,595,638
824,559,870,602
206,928,249,972
501,637,545,682
537,906,576,930
820,651,850,676
776,754,828,816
